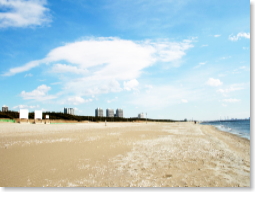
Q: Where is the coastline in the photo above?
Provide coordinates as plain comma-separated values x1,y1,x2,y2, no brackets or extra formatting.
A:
0,122,250,187
200,121,250,141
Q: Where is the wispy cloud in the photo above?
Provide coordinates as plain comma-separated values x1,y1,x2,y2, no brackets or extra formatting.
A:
24,73,33,77
214,35,221,37
220,56,231,60
228,32,250,41
217,84,244,96
129,84,201,110
107,97,118,103
231,66,250,74
223,98,241,103
64,96,92,105
193,61,207,69
0,0,51,28
181,99,188,103
13,104,39,110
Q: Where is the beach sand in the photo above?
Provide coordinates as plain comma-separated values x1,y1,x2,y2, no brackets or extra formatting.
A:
0,122,250,187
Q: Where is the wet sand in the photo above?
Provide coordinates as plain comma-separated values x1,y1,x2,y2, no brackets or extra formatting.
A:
0,122,250,187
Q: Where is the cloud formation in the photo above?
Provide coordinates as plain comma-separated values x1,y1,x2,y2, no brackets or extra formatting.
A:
228,32,250,41
181,99,188,103
206,78,223,87
4,37,193,97
13,104,39,109
65,96,92,105
223,98,241,103
124,79,139,91
20,84,57,100
0,0,51,28
51,64,89,74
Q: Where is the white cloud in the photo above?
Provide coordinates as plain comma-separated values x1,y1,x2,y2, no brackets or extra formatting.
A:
217,85,244,96
201,44,208,47
3,38,193,76
144,84,153,93
181,99,188,103
228,32,250,41
223,98,241,103
3,37,193,97
13,105,39,109
3,60,43,76
20,84,57,100
51,64,89,74
194,61,207,69
65,96,91,105
129,85,201,109
69,79,122,96
151,40,193,62
24,73,33,77
107,97,118,103
0,0,51,28
214,35,221,37
220,56,231,60
124,79,139,91
206,78,223,87
231,66,250,74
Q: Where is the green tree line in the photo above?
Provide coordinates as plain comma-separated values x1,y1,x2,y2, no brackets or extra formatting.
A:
0,111,184,122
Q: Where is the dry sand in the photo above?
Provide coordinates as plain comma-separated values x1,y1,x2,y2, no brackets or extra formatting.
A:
0,122,250,187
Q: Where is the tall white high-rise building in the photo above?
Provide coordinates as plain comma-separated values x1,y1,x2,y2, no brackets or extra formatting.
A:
2,105,8,112
116,108,123,118
64,107,75,115
106,108,114,117
95,108,103,117
138,113,145,118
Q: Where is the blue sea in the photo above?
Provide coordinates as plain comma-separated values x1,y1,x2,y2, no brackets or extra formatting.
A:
200,120,250,140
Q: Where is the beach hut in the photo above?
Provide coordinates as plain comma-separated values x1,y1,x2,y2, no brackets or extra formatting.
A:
19,109,29,123
34,110,43,124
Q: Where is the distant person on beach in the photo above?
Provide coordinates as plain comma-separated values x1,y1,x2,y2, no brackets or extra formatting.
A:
194,121,196,124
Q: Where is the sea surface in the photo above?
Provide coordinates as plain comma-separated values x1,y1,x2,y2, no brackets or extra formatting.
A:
200,120,250,140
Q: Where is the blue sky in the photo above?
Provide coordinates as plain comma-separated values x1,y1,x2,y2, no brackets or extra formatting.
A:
0,0,250,120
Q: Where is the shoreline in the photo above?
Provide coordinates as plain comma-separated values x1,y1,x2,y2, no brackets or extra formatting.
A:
207,125,250,141
0,122,250,187
200,122,250,141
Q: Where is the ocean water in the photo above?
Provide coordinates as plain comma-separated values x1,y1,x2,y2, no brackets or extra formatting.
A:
200,120,250,140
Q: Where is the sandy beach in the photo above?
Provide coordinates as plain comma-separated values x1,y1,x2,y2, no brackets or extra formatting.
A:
0,122,250,187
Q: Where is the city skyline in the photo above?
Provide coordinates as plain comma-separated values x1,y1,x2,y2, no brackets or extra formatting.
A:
0,0,250,121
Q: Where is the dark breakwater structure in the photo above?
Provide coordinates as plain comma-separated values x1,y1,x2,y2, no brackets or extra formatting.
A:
0,111,184,123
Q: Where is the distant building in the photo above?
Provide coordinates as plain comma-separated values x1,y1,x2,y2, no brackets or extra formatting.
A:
95,108,103,117
106,108,114,117
116,108,123,118
138,113,145,118
64,107,75,115
2,105,8,112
